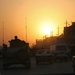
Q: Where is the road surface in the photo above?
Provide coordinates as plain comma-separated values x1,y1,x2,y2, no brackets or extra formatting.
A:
0,57,74,75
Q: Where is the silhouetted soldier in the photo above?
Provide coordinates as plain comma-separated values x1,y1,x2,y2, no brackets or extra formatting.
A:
2,44,7,58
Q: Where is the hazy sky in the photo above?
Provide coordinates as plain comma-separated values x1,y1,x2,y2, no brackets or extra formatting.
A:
0,0,75,46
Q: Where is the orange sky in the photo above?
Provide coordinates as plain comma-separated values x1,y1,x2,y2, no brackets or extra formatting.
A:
0,0,75,47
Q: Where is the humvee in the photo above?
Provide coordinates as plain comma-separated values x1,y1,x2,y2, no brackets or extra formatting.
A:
2,36,31,70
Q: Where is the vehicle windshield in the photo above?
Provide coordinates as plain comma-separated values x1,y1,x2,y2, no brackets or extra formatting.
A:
36,50,44,54
56,45,67,51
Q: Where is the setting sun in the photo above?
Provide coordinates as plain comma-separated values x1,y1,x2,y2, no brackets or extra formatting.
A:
0,0,75,46
40,22,53,37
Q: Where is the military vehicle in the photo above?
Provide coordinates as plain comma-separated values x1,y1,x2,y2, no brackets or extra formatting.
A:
2,36,31,70
50,44,71,62
35,50,54,64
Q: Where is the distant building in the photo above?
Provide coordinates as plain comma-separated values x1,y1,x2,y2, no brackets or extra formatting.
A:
42,36,57,48
9,36,29,47
36,36,58,49
36,39,43,49
64,22,75,44
56,34,65,44
35,34,65,49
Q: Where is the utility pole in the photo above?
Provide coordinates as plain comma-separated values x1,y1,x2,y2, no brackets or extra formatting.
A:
25,17,27,42
52,30,53,36
51,30,53,36
43,36,44,40
2,21,4,45
50,30,53,37
57,26,59,36
66,20,68,27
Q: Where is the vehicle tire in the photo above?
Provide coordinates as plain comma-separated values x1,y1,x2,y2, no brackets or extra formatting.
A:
49,61,53,64
49,59,53,64
25,61,31,69
3,64,8,70
54,58,57,62
25,64,31,69
36,61,39,65
64,58,68,62
72,60,75,73
53,59,56,62
60,59,63,62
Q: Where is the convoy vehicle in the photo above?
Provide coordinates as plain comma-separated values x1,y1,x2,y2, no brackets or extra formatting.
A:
35,49,54,64
72,56,75,73
68,44,75,56
50,44,71,62
0,47,2,59
2,36,31,70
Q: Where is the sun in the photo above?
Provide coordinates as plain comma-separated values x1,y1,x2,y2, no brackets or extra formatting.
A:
40,22,53,37
43,26,51,35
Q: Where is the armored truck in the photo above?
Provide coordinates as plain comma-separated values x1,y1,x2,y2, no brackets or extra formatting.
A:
2,36,31,70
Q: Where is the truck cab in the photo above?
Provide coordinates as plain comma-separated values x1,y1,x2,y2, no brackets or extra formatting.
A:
50,44,71,62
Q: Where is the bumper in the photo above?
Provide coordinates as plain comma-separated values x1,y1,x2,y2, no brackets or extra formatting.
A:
36,55,53,63
54,55,69,61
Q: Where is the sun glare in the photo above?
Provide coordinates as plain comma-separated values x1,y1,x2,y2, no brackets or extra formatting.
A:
40,22,53,37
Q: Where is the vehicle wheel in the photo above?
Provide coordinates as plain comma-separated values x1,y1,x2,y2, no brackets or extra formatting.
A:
53,59,56,62
25,64,31,69
25,62,31,69
69,56,72,61
64,58,68,62
36,61,39,65
49,59,53,64
60,59,63,62
3,64,8,70
54,58,57,62
49,61,52,64
72,61,75,73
